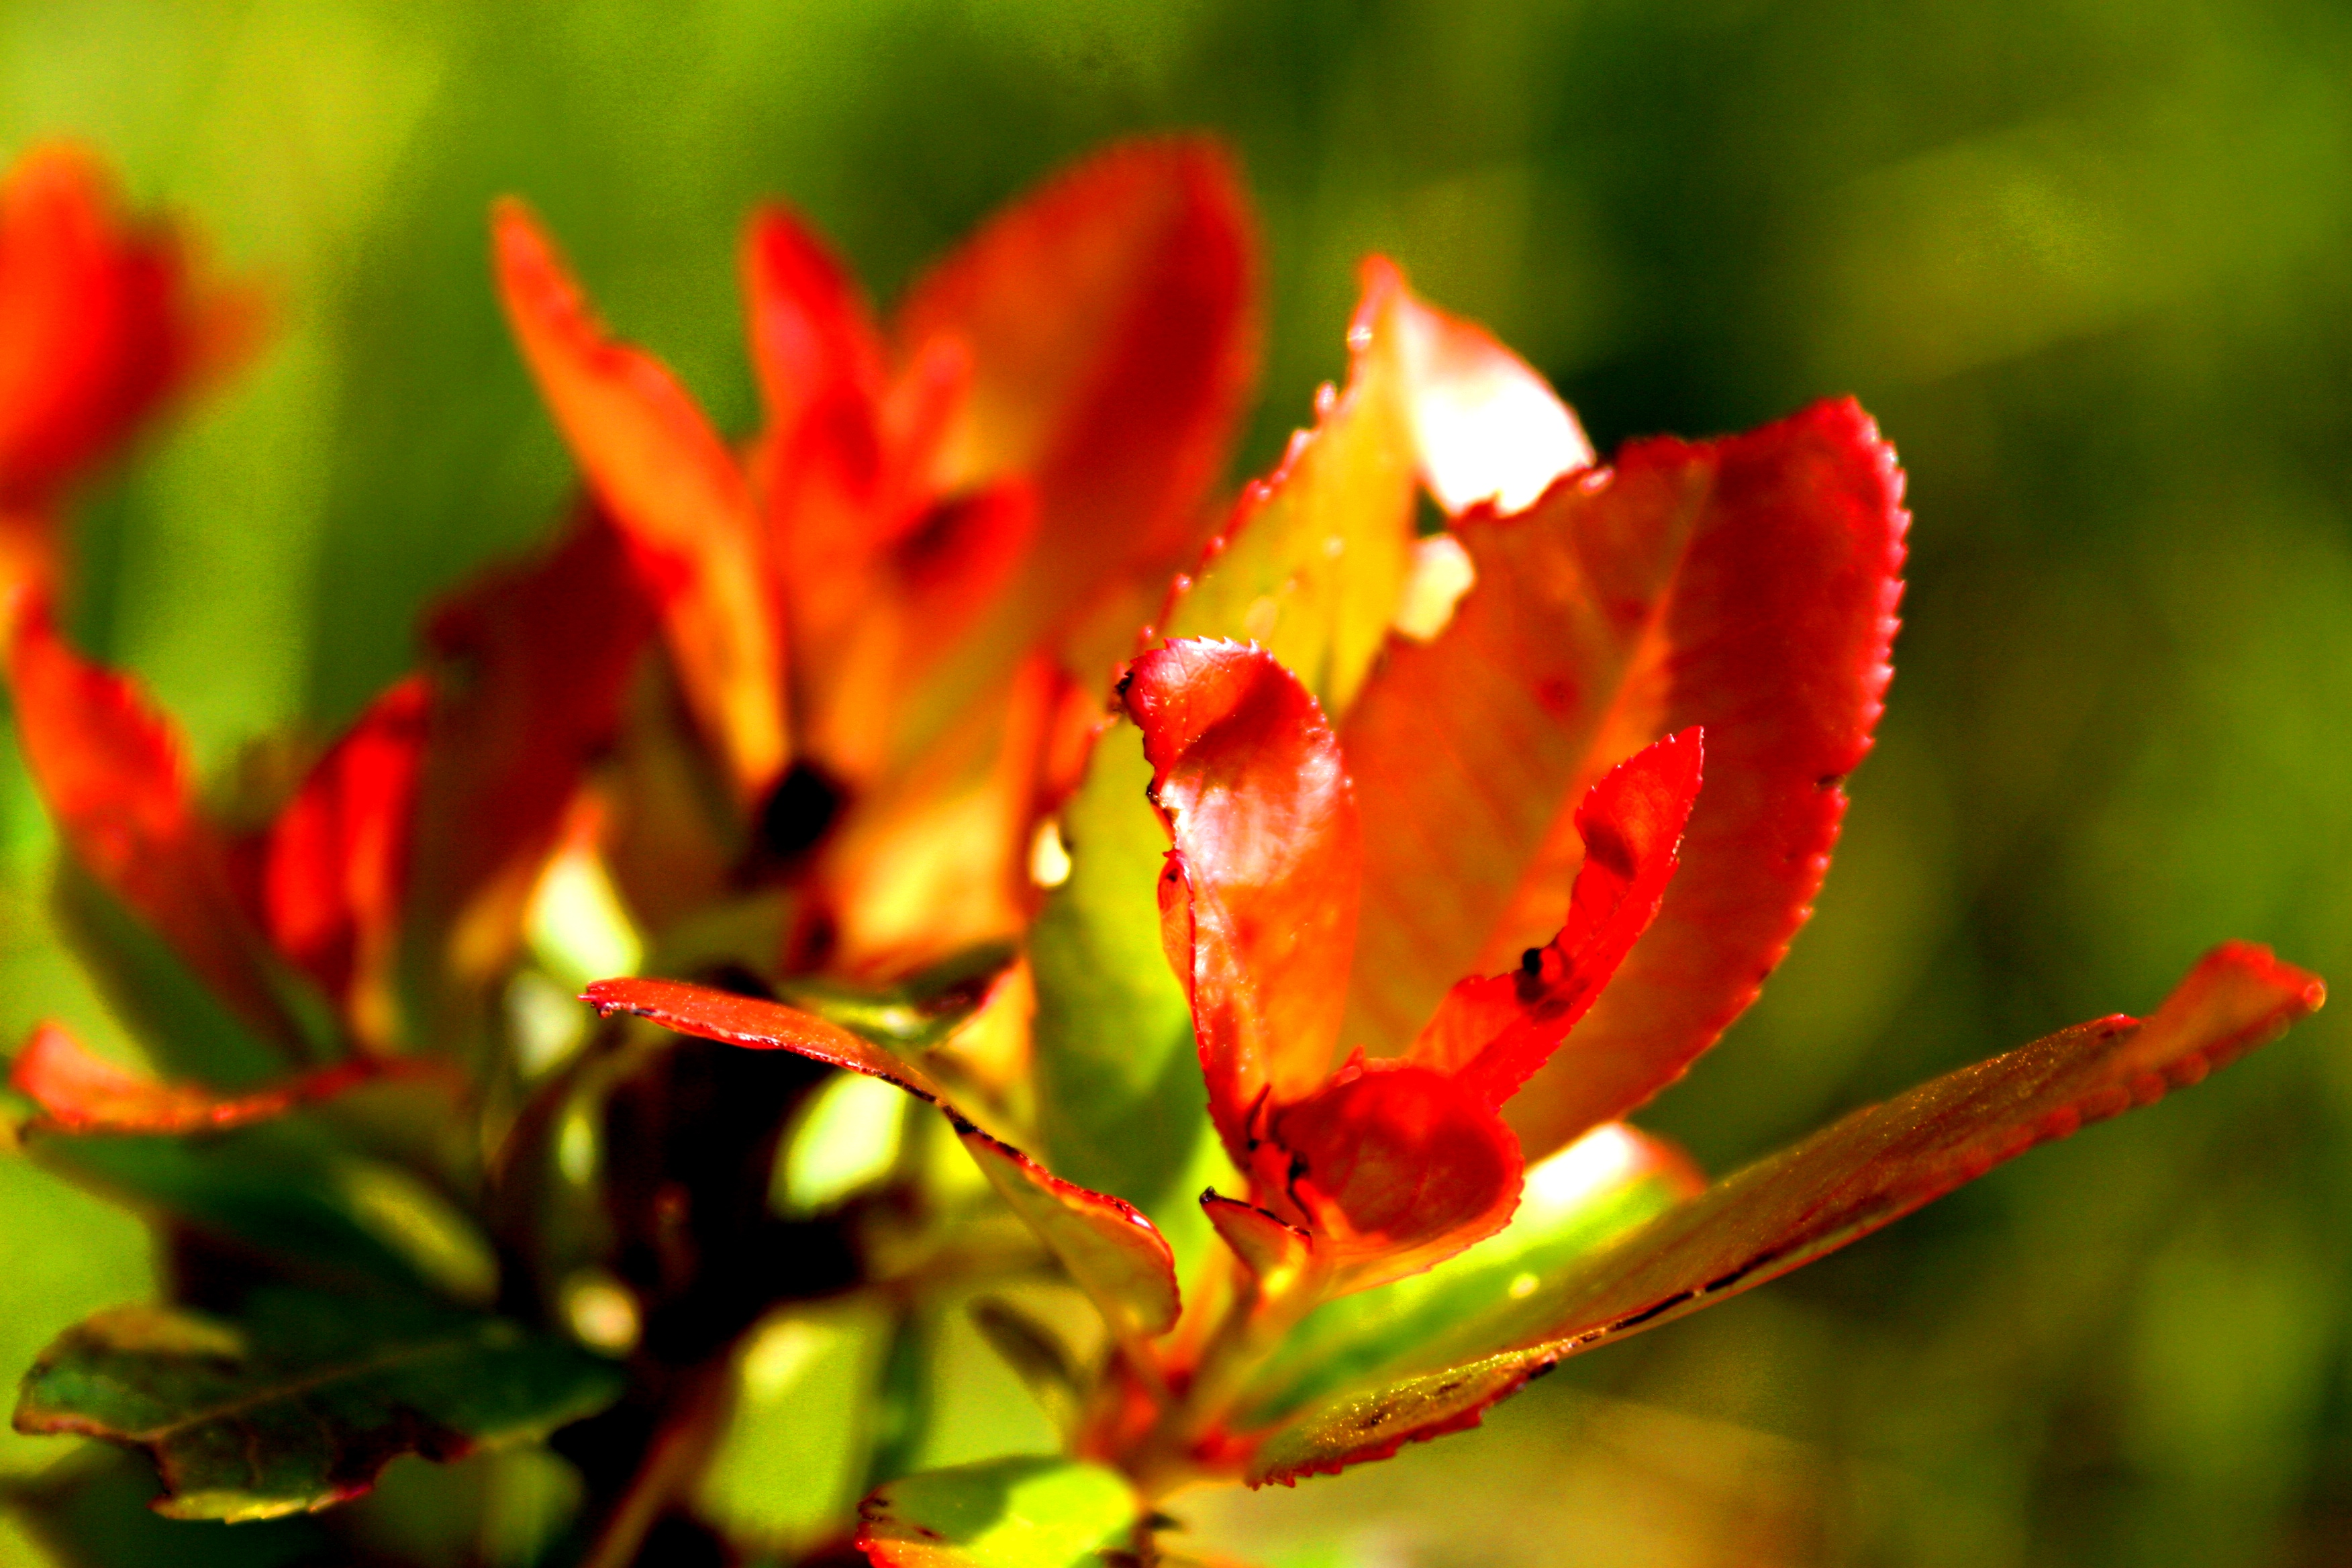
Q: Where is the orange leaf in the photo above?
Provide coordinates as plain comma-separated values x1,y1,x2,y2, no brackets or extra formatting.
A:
895,137,1259,671
1267,1061,1522,1292
493,200,786,800
1340,399,1907,1156
407,513,653,1008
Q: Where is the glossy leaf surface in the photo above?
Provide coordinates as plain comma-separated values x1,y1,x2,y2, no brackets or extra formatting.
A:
1242,943,2323,1485
1123,640,1359,1150
1339,398,1908,1155
493,201,785,799
14,1291,624,1521
857,1455,1138,1567
959,1128,1181,1344
1163,260,1416,716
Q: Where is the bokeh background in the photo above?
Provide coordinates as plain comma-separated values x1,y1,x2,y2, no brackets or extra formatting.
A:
2,1,2348,1563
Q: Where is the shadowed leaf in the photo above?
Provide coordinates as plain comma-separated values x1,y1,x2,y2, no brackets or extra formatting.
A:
1242,943,2322,1485
9,1020,439,1136
14,1291,624,1521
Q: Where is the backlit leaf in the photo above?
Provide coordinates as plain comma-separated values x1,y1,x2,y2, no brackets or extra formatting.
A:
493,201,786,800
896,137,1259,675
1339,399,1908,1155
856,1455,1139,1568
1242,943,2322,1485
14,1291,623,1521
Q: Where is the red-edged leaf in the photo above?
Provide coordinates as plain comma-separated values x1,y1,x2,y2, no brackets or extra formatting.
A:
1243,942,2324,1485
961,1125,1181,1346
239,676,429,1049
1267,1061,1522,1293
1381,258,1592,518
407,513,654,1016
1121,640,1359,1160
1164,260,1416,718
0,142,260,515
493,199,786,800
587,976,1184,1345
1408,729,1701,1108
9,1020,432,1135
5,596,289,1042
895,136,1259,668
1340,399,1908,1156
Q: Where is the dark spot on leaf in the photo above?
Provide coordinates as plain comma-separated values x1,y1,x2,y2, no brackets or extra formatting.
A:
1520,947,1545,978
1817,773,1846,790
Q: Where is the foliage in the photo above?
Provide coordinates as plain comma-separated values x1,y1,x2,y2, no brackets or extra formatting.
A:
0,50,2337,1568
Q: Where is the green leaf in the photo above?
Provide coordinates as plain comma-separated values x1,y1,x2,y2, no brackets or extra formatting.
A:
1232,1122,1699,1428
1162,264,1420,719
1028,722,1210,1218
3,1446,331,1568
856,1456,1139,1568
693,1298,893,1555
13,1289,625,1522
959,1125,1180,1351
22,1115,499,1305
50,864,291,1091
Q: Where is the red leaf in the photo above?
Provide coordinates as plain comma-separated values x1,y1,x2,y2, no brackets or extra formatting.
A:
585,975,953,1103
493,199,787,801
1267,1061,1522,1291
4,597,286,1040
1408,729,1702,1108
1121,640,1359,1162
10,1020,436,1136
1202,1193,1313,1287
894,137,1259,669
0,143,260,516
1243,943,2324,1485
407,513,654,1010
242,676,429,1048
1340,399,1907,1156
742,205,886,456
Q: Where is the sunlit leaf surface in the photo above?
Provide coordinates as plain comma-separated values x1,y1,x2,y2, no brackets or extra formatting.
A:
856,1455,1138,1567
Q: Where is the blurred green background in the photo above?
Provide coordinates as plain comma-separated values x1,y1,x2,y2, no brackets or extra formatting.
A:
2,0,2348,1563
